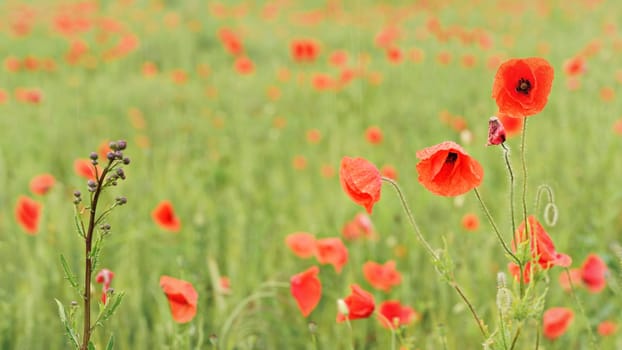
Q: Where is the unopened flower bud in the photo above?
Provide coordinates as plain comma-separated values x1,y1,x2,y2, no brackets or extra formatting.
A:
73,190,81,198
116,196,127,205
123,157,131,165
487,116,506,146
337,299,349,317
116,168,125,180
117,140,127,150
496,287,513,314
89,152,98,160
109,141,118,151
107,152,115,161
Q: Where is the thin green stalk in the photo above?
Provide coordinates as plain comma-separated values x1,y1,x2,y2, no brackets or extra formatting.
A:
383,177,488,339
501,143,517,235
509,324,522,350
564,268,598,349
346,319,355,350
473,188,519,265
520,119,529,235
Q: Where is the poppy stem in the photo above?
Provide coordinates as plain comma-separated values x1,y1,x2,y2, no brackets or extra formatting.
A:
519,119,529,241
80,162,110,350
509,324,521,350
473,188,520,266
382,177,488,339
381,177,437,260
501,143,517,237
563,268,597,348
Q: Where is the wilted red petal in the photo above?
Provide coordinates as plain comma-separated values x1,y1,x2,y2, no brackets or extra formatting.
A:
543,307,574,340
152,200,181,232
416,141,483,197
581,254,607,293
378,300,418,329
492,57,554,118
15,196,42,234
336,284,375,322
290,266,322,317
340,157,382,213
285,232,316,258
29,173,55,195
159,275,198,323
512,216,571,270
315,238,348,273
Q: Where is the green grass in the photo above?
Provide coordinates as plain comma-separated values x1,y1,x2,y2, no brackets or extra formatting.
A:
0,0,621,349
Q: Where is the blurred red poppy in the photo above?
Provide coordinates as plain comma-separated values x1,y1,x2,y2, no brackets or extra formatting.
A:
15,196,42,234
340,157,382,213
152,201,181,232
563,56,586,76
580,254,607,293
461,213,480,231
378,300,418,329
558,268,582,292
291,39,320,62
342,213,375,241
315,237,348,273
74,159,100,180
234,56,254,75
497,113,523,138
492,57,554,118
290,266,322,317
336,284,375,322
380,165,397,181
362,261,402,292
95,269,114,304
285,232,316,258
416,141,483,197
365,126,383,145
159,275,198,323
29,173,55,195
543,307,573,340
597,320,617,336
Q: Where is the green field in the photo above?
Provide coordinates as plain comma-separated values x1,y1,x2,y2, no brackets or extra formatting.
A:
1,0,621,349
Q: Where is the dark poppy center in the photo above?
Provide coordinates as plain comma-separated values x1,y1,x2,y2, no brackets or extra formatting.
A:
445,152,458,164
515,78,532,95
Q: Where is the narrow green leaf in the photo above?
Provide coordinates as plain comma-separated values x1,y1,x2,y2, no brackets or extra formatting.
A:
88,340,96,350
60,255,80,292
93,292,125,329
73,208,86,238
55,299,80,348
105,334,115,350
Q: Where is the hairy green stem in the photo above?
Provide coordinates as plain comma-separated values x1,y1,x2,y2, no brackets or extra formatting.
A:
473,188,519,265
382,177,488,339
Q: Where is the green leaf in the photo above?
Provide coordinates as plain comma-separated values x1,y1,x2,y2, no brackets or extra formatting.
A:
93,292,125,329
55,299,80,348
60,255,81,294
73,207,86,238
88,340,96,350
105,334,115,350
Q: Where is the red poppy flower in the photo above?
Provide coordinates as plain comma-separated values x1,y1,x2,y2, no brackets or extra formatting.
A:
159,275,198,323
290,39,320,62
543,307,573,340
234,56,254,75
219,276,231,295
580,254,607,293
558,268,582,292
362,261,402,292
378,300,418,329
29,173,55,195
497,113,523,138
365,126,383,145
380,165,397,181
340,157,382,214
285,232,316,258
461,213,480,231
492,57,554,118
152,200,181,232
336,284,375,322
597,320,617,336
95,269,115,304
415,141,483,197
509,216,571,283
74,159,100,180
342,213,375,241
290,266,322,317
563,56,586,76
315,237,348,273
15,196,42,234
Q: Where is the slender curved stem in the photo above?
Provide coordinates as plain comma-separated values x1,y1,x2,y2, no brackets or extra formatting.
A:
509,324,522,350
501,143,516,236
520,119,529,236
473,188,520,265
382,177,488,338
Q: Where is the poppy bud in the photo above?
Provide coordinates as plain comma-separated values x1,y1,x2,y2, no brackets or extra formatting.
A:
487,117,506,146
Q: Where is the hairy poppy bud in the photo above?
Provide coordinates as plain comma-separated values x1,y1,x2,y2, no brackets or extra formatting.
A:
487,117,506,146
